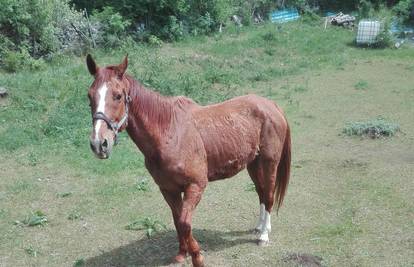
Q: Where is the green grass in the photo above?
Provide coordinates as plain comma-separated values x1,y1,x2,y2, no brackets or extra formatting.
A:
0,21,413,267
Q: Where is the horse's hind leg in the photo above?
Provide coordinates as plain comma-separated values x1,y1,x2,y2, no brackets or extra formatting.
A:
247,158,265,233
247,157,278,246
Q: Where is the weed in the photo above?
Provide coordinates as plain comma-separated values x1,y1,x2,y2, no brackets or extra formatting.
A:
15,210,48,227
249,72,269,82
73,258,85,267
354,80,369,90
264,47,275,56
262,31,277,42
0,209,6,219
303,114,315,119
24,246,39,257
294,85,307,93
68,211,82,220
343,117,400,138
57,192,73,198
7,180,33,194
136,178,150,192
125,217,167,238
245,182,256,192
27,151,40,166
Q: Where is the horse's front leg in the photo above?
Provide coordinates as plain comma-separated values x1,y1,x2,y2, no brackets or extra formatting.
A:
178,183,205,267
160,189,187,263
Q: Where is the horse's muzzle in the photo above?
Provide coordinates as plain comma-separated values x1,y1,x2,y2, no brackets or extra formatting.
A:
90,137,112,159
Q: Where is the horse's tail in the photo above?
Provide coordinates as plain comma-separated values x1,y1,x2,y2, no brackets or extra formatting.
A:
275,122,291,212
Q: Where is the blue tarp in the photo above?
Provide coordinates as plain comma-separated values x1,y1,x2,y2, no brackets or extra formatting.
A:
270,8,300,23
390,22,414,34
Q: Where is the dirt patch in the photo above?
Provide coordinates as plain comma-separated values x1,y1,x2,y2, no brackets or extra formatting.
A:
283,253,323,267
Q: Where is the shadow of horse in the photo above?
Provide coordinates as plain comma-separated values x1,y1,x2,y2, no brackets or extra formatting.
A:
84,228,255,267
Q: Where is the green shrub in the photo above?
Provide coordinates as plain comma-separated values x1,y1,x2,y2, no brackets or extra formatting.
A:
0,0,58,57
393,0,413,23
91,6,131,47
148,35,163,47
2,49,46,72
160,15,185,41
343,117,400,138
0,0,91,68
359,0,375,18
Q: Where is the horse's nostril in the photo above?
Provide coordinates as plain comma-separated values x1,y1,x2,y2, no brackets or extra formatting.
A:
102,139,108,149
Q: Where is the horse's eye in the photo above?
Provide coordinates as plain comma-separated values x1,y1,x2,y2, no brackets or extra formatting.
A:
115,94,122,101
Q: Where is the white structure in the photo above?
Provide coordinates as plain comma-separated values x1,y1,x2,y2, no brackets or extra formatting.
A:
356,20,381,45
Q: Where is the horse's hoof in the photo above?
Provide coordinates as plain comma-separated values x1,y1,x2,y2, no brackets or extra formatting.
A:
173,254,186,264
257,239,269,247
192,254,204,267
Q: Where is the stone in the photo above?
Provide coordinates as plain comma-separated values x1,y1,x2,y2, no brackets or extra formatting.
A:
0,87,8,98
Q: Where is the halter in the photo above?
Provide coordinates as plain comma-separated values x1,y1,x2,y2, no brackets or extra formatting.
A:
93,94,132,145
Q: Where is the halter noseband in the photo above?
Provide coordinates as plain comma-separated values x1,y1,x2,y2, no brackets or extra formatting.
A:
93,94,131,145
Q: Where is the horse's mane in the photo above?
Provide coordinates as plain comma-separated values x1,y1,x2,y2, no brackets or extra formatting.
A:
125,75,197,133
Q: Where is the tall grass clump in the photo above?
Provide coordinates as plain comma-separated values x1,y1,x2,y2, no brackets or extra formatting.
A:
343,117,400,138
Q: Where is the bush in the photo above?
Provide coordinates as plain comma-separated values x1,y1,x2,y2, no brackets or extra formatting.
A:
159,15,185,41
91,6,131,47
50,0,93,54
343,117,400,138
393,0,413,23
0,0,58,57
147,35,163,47
3,49,46,72
0,0,93,69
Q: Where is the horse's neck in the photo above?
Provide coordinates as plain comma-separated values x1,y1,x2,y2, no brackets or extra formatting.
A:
126,80,175,156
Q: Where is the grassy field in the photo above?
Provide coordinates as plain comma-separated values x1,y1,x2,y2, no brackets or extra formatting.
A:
0,21,413,267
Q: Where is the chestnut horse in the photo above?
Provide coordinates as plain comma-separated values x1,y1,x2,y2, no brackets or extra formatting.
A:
86,55,291,267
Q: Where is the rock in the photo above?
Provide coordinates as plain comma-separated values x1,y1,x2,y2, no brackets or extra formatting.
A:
0,87,7,98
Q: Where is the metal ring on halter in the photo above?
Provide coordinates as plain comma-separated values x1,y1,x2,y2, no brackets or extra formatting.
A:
92,94,131,145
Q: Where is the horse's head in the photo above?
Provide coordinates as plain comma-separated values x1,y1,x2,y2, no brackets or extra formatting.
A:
86,54,131,159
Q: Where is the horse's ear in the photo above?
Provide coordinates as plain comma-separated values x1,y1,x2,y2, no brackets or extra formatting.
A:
117,54,128,79
86,54,98,76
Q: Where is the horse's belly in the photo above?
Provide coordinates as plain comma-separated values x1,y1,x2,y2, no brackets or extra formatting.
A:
207,159,248,181
206,142,258,181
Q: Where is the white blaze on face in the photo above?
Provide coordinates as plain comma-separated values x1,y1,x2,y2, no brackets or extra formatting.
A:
94,83,108,141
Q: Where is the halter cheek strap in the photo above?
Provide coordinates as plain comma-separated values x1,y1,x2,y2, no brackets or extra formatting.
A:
93,94,131,145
